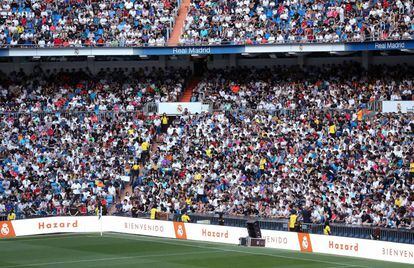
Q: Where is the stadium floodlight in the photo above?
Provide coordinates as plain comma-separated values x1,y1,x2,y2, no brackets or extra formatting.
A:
139,55,148,59
401,49,414,53
32,56,41,59
269,54,277,59
191,54,200,57
241,53,250,56
87,55,95,58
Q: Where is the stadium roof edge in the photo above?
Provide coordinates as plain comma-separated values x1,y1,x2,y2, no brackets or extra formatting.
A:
0,40,413,57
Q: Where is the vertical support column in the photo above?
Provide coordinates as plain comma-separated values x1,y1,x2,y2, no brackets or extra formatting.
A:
12,56,25,74
229,54,237,68
87,55,96,74
159,55,167,69
362,51,371,70
298,54,306,69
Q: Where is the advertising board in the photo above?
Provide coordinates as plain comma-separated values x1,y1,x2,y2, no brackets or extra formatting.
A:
2,217,413,264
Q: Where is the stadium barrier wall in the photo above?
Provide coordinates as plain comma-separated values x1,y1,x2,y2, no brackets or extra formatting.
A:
1,217,413,264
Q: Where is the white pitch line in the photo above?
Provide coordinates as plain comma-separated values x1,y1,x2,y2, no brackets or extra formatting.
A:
1,249,223,268
0,233,95,243
105,233,369,268
326,266,365,268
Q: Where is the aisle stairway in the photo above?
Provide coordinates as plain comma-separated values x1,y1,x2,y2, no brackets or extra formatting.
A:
110,76,201,213
168,0,191,46
179,77,201,102
110,139,160,215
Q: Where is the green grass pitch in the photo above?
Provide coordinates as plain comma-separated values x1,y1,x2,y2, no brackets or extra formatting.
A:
0,233,411,268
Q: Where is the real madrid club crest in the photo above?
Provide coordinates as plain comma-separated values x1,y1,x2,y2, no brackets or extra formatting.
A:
302,236,308,249
177,224,184,237
177,104,183,113
1,223,10,236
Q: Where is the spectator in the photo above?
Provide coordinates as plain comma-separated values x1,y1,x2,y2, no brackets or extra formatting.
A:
7,209,16,221
324,221,331,235
289,210,297,232
180,0,414,45
150,205,158,220
0,0,178,47
181,212,191,223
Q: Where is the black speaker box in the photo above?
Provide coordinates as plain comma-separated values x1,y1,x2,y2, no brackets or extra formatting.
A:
246,221,261,238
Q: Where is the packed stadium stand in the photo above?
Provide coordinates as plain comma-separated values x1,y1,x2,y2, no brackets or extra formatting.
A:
0,0,413,254
0,0,412,47
192,64,414,110
0,67,191,112
0,62,411,230
180,0,414,45
0,0,179,47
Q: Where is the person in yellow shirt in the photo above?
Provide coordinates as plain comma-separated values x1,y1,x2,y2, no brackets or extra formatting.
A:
141,141,150,164
258,157,267,178
324,221,331,235
17,25,24,34
132,163,140,171
328,123,336,138
395,196,402,207
410,162,414,173
161,113,168,133
7,209,16,221
150,207,158,220
259,158,267,170
131,163,140,185
181,213,191,223
141,141,150,151
289,211,297,231
206,148,212,158
194,173,202,181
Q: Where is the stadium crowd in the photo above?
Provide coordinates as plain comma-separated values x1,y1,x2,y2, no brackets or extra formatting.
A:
0,0,178,47
181,0,414,45
129,110,413,228
0,64,413,230
120,64,413,229
0,66,190,217
0,0,413,47
192,63,414,110
0,67,190,112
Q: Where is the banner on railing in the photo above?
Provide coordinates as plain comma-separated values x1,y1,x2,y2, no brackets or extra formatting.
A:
158,102,204,115
2,216,414,264
382,101,414,113
345,40,414,51
135,45,245,56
